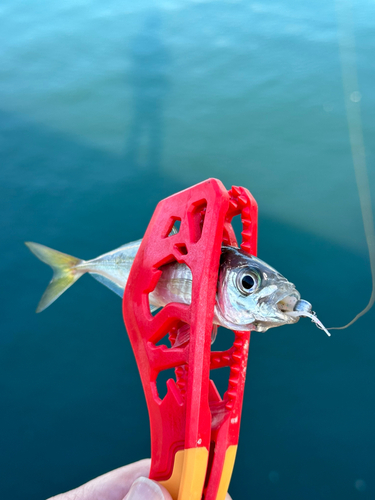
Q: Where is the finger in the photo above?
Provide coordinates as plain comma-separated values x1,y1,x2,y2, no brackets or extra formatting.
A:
123,476,172,500
47,459,151,500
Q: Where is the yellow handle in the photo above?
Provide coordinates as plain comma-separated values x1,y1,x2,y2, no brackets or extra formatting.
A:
159,445,237,500
160,447,208,500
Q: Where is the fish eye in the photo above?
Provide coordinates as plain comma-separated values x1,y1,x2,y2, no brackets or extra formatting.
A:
242,274,255,289
237,269,259,295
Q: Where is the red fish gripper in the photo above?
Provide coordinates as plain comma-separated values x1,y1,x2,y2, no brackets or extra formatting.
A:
123,178,258,500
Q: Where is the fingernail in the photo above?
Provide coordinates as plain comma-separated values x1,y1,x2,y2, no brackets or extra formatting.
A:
126,476,164,500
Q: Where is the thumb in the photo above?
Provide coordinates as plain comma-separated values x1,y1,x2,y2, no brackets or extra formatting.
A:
124,477,172,500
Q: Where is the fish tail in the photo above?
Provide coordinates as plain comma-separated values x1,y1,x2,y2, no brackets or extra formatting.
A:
25,242,84,313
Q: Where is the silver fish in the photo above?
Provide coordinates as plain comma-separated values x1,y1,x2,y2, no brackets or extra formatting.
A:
25,238,330,337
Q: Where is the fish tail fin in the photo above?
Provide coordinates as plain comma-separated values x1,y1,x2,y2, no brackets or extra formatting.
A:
25,242,84,313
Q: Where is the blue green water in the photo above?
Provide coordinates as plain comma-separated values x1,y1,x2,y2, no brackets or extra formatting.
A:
1,1,374,499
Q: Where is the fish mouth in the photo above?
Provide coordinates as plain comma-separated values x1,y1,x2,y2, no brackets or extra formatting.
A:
272,290,302,325
276,292,300,313
252,289,302,331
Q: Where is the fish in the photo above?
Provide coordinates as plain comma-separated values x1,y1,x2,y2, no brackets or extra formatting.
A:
25,237,331,340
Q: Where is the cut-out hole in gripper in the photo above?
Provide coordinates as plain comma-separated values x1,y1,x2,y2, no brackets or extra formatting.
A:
155,365,187,401
230,213,243,247
149,321,190,349
174,243,188,256
154,330,172,348
188,199,207,243
209,366,231,400
211,327,234,352
156,367,177,400
164,217,181,238
148,257,192,323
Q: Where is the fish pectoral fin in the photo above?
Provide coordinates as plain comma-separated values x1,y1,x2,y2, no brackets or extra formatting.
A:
172,324,218,348
90,273,124,298
173,323,191,348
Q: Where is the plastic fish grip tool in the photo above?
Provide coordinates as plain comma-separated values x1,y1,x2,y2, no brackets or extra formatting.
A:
123,179,258,500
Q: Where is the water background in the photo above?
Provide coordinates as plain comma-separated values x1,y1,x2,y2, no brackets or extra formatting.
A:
1,1,374,499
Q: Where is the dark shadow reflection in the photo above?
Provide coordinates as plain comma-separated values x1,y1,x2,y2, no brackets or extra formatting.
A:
125,12,171,172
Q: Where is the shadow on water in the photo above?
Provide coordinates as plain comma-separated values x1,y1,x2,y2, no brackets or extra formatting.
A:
125,12,171,173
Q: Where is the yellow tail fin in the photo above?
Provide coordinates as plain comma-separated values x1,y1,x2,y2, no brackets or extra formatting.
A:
25,242,84,312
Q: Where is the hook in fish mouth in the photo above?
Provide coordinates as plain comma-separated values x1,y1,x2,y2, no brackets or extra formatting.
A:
279,298,331,337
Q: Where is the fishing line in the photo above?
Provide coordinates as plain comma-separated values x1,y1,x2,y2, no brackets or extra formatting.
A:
329,0,375,330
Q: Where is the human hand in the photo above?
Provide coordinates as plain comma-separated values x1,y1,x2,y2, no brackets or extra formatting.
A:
47,458,233,500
